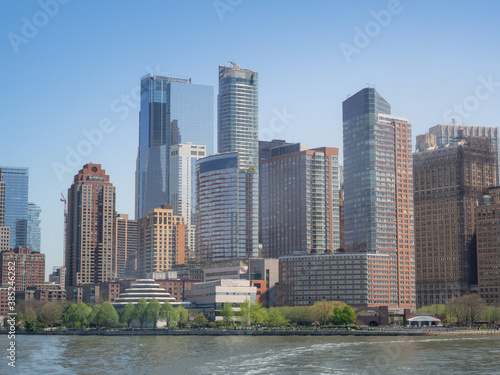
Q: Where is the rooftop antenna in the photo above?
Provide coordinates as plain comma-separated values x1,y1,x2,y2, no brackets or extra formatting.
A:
228,60,240,69
452,118,456,126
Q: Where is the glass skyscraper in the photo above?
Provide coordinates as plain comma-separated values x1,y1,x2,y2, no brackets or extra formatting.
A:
343,88,415,308
135,74,214,220
197,152,259,263
218,63,259,170
0,167,29,249
27,202,41,252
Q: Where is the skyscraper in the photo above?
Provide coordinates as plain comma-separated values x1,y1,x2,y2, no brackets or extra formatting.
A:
135,74,214,220
197,152,259,264
0,174,9,252
428,124,499,184
170,143,207,260
0,167,28,249
66,164,116,288
413,135,496,306
476,187,500,306
114,214,137,279
261,147,340,257
343,87,415,308
137,204,187,277
218,63,258,170
27,202,41,253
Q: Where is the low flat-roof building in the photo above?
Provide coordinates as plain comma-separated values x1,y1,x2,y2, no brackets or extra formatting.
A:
184,279,257,321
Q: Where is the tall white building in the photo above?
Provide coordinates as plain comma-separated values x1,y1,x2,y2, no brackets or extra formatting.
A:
170,143,207,259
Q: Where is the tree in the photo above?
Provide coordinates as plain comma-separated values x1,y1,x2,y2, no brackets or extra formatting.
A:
250,300,268,326
487,305,500,323
40,302,63,327
63,304,78,328
331,305,357,325
119,303,136,328
220,302,234,328
177,306,188,329
145,298,162,329
239,299,251,328
96,302,119,328
311,300,344,325
160,302,178,328
133,298,148,329
267,308,288,328
75,302,92,328
284,306,313,326
193,313,208,327
89,304,102,327
447,294,487,325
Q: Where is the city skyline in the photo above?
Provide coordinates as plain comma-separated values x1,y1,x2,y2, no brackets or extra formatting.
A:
2,1,500,277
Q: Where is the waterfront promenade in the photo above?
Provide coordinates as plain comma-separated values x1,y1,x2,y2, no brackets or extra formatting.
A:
5,327,500,337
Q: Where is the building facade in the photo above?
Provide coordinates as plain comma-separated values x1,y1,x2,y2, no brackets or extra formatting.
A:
0,167,28,249
0,247,45,291
260,147,340,257
114,214,138,278
137,205,187,277
218,63,259,170
135,74,214,220
66,164,116,288
279,253,397,308
413,136,497,306
170,143,207,260
343,87,415,308
27,202,41,253
476,188,500,305
197,152,259,264
185,279,257,320
429,124,499,184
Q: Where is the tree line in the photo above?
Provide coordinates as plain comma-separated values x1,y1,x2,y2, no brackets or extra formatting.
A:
416,294,500,326
12,298,357,331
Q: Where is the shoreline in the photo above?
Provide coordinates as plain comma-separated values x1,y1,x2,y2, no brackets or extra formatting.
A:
3,328,500,337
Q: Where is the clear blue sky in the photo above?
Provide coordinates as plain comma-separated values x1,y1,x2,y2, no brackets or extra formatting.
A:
1,0,499,278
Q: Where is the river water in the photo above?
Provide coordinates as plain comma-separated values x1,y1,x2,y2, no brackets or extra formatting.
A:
3,334,500,374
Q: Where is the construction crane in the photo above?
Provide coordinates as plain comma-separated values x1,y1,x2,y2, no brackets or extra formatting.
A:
228,60,240,68
60,193,67,268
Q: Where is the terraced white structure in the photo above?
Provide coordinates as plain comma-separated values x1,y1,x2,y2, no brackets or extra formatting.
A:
113,279,176,314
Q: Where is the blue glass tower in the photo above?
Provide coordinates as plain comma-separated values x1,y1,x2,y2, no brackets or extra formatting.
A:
135,74,214,220
27,202,41,252
0,167,29,249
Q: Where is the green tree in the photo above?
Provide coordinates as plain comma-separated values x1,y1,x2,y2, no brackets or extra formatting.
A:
267,308,288,327
341,305,357,325
40,302,64,327
119,303,136,328
145,298,162,329
239,299,251,328
250,300,268,326
177,306,188,328
160,302,178,328
133,298,148,329
75,302,92,328
63,304,78,328
220,302,234,328
193,313,209,327
89,304,102,327
284,306,313,326
311,300,344,325
96,302,119,328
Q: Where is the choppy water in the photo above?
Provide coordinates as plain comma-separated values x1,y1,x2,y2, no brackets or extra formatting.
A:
3,334,500,374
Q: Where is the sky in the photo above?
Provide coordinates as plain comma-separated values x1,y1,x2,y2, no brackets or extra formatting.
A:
1,0,500,278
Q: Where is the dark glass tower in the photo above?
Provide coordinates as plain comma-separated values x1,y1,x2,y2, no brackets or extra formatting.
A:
0,167,29,249
135,74,214,220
